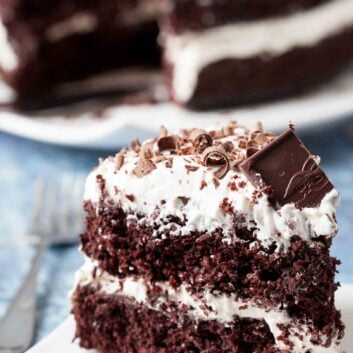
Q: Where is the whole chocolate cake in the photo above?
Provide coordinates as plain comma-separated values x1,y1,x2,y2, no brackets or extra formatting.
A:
72,121,344,353
0,0,353,109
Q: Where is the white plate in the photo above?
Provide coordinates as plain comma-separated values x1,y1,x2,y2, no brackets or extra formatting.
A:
26,284,353,353
1,64,353,149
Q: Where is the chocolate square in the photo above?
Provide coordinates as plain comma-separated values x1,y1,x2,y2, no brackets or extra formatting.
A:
239,128,333,209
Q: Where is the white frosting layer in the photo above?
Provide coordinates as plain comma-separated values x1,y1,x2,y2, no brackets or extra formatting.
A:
84,128,339,250
75,259,341,353
167,0,353,102
0,18,18,72
45,12,98,42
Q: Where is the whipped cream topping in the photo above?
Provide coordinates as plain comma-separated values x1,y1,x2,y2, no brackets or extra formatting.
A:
166,0,353,102
0,18,18,72
75,259,341,353
84,124,339,250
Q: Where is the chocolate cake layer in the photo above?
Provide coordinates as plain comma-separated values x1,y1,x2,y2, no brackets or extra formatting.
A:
173,25,353,110
81,200,340,331
72,285,281,353
73,284,343,353
161,0,330,33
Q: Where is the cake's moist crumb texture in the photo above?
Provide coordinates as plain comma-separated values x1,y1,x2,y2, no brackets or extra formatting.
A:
73,285,283,353
80,200,341,335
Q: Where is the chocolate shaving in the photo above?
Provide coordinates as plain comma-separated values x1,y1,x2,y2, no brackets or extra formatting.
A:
212,178,220,188
180,143,194,155
190,129,213,152
165,158,173,168
160,125,168,136
202,146,230,179
251,121,263,133
133,158,156,178
126,194,135,202
253,133,271,146
246,140,259,158
209,129,224,139
219,197,234,214
130,138,141,153
185,165,199,172
222,141,234,152
140,141,154,159
178,196,190,206
154,155,167,163
157,135,179,152
115,151,125,171
200,180,207,190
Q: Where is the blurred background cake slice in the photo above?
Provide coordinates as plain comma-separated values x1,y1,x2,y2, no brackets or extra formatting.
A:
161,0,353,109
0,0,160,107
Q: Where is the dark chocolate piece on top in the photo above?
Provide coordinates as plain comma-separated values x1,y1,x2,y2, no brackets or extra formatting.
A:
239,128,333,209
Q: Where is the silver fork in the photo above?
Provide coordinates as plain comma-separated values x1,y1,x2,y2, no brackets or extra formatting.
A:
0,175,85,353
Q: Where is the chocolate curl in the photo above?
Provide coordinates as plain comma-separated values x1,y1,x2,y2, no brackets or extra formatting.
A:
133,159,156,178
202,146,230,179
157,135,180,152
189,129,213,153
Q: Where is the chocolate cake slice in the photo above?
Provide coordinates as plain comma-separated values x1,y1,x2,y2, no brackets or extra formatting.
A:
72,121,344,353
161,0,353,109
0,0,160,107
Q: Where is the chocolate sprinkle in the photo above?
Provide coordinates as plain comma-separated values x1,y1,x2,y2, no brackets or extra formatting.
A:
239,128,334,209
133,159,156,178
202,146,230,179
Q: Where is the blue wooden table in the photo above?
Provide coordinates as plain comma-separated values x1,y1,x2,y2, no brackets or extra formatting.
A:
0,119,352,345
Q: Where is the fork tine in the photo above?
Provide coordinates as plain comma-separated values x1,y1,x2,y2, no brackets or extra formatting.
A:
59,174,76,239
43,179,59,241
28,178,46,236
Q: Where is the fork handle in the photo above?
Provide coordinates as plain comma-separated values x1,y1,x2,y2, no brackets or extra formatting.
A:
0,241,48,352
